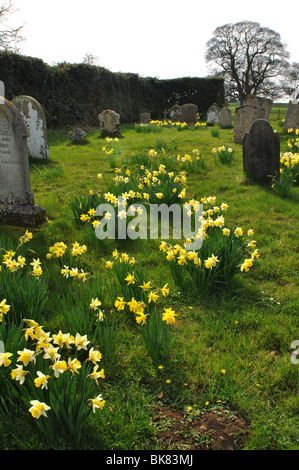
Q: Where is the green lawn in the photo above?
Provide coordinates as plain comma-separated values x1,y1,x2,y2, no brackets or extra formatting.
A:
0,108,298,450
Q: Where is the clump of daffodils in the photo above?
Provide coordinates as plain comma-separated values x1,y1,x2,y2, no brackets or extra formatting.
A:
1,316,106,430
212,145,235,165
160,196,260,296
0,231,43,279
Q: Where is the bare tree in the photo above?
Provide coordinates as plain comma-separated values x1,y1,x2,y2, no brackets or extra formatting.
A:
280,62,299,101
0,0,23,51
83,52,100,66
205,21,290,105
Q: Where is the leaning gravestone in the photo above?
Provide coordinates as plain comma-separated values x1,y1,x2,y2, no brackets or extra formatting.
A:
206,103,220,126
12,95,49,160
283,100,299,132
0,98,46,226
246,95,272,120
243,119,280,184
233,105,265,143
218,106,232,129
140,112,151,124
181,103,198,124
98,109,121,137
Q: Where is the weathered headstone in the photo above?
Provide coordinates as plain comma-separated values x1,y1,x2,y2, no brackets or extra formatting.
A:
283,100,299,132
12,95,49,160
169,105,182,122
246,95,272,120
206,103,220,125
181,103,198,124
98,109,121,137
218,106,232,129
233,105,265,143
0,98,46,225
69,128,87,143
140,112,151,124
243,119,280,184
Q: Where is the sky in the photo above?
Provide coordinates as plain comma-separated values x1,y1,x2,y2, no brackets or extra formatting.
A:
4,0,299,79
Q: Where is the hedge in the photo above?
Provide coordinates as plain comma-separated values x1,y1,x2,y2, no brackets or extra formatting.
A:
0,51,225,128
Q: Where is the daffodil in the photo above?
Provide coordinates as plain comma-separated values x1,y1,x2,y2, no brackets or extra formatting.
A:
87,348,102,364
17,348,36,366
139,281,152,291
124,273,135,285
0,352,13,367
240,258,253,272
115,297,126,311
162,308,176,324
50,360,68,378
160,284,170,297
89,394,106,413
90,298,102,310
11,365,29,384
0,299,10,315
43,345,61,362
74,333,90,350
135,311,148,325
67,357,82,375
87,365,105,385
29,400,51,419
234,227,243,238
148,291,159,303
34,371,51,389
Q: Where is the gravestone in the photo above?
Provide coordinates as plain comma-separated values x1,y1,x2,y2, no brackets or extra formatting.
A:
246,95,272,120
283,100,299,132
98,109,121,137
206,103,220,125
243,119,280,184
218,106,232,129
69,128,87,143
233,105,265,143
0,98,46,226
181,103,198,124
169,105,182,122
12,95,49,160
140,112,151,124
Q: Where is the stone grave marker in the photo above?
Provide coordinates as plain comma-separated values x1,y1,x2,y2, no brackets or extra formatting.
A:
243,119,280,184
218,106,232,129
69,128,87,143
0,98,46,226
283,100,299,132
206,103,220,125
98,109,121,137
233,104,265,143
169,105,182,122
181,103,198,124
246,95,272,120
140,112,151,124
12,95,49,160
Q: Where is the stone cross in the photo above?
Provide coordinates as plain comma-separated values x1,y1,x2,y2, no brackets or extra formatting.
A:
0,98,46,226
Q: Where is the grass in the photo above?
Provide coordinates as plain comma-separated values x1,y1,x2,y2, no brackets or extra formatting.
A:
0,103,298,450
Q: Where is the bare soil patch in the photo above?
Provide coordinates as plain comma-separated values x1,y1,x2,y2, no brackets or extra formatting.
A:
153,404,249,450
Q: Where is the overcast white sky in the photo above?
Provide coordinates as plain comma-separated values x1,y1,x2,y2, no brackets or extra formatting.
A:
6,0,299,79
